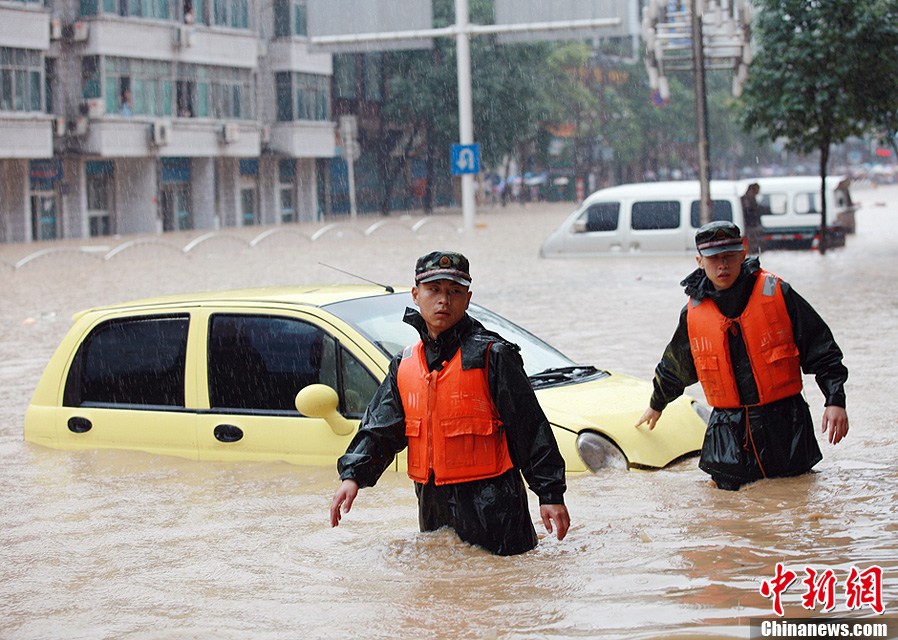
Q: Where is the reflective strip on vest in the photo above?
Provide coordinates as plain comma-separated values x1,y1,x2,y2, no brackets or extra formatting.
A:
397,341,513,485
686,270,803,408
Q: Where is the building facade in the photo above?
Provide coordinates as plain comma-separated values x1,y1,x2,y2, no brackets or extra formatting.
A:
0,0,335,243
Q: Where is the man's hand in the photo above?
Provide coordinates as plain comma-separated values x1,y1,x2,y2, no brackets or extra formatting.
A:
330,479,359,527
822,406,849,445
634,407,662,430
540,504,570,542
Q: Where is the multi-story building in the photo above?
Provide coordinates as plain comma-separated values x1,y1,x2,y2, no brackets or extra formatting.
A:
0,0,335,243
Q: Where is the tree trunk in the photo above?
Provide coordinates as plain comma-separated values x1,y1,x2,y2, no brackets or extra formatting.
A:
818,143,830,255
423,124,434,214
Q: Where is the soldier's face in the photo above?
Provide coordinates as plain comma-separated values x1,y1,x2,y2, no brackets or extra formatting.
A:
411,279,471,338
696,249,747,291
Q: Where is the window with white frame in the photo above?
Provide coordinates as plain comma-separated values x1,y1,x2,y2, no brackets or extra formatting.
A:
177,64,253,119
0,48,42,113
275,72,329,121
83,56,173,116
274,0,307,37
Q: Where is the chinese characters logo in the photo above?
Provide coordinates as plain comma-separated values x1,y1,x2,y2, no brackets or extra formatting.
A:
760,563,884,616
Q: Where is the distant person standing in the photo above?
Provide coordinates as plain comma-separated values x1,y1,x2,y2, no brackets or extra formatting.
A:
741,183,764,254
635,221,849,491
119,89,133,117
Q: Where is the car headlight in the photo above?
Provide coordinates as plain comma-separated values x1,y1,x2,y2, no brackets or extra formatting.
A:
692,400,711,424
576,432,628,472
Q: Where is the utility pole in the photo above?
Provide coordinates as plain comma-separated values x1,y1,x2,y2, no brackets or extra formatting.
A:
691,7,712,223
643,0,752,224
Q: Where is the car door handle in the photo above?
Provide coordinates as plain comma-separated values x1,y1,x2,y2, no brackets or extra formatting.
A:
68,416,93,433
213,423,244,443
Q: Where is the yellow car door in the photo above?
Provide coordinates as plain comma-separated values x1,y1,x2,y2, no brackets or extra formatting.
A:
49,312,199,459
192,309,382,466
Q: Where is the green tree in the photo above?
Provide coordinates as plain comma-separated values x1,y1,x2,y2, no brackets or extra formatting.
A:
739,0,898,252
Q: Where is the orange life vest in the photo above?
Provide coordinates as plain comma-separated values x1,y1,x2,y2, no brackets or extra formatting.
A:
686,270,803,409
397,341,514,485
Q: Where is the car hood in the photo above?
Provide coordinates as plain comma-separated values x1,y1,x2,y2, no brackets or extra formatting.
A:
535,371,707,469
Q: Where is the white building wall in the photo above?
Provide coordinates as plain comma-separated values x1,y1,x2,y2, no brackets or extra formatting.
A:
0,160,30,243
115,158,158,235
61,157,86,238
258,158,278,225
297,158,317,222
0,4,50,50
216,158,239,227
1,0,342,244
191,158,217,229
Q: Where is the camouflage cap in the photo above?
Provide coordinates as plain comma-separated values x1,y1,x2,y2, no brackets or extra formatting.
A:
695,221,745,256
414,251,472,286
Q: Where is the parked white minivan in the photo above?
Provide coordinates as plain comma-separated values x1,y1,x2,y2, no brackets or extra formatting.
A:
539,180,745,257
742,176,856,250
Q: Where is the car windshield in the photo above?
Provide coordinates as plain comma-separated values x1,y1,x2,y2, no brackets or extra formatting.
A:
325,292,606,386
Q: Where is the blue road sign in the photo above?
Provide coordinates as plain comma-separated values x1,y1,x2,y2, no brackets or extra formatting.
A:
451,143,481,175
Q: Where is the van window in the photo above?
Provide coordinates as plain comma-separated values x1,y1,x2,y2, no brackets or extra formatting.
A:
632,201,679,230
759,193,787,215
794,192,821,215
689,200,734,227
575,202,620,232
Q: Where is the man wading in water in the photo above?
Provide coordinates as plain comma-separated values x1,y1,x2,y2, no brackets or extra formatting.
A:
635,221,849,490
330,251,570,554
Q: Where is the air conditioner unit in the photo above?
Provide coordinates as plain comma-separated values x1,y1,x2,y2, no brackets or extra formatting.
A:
222,122,240,144
50,18,63,41
151,120,172,146
53,116,67,137
71,116,89,137
174,24,195,48
80,98,105,118
72,20,90,42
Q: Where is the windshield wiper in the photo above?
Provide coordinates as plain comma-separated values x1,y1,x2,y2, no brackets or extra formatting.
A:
528,365,600,382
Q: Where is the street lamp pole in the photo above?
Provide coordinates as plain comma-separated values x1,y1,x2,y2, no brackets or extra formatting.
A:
454,0,476,231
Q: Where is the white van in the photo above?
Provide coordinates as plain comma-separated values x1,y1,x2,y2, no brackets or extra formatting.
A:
539,180,745,257
742,176,856,250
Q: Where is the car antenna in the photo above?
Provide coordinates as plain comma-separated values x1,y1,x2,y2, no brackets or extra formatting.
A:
319,262,395,293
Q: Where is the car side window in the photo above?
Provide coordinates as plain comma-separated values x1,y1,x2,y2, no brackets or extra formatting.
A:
64,315,189,408
208,314,339,412
575,202,619,232
631,201,680,230
690,200,734,227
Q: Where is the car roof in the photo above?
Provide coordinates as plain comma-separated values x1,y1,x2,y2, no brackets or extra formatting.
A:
72,284,403,321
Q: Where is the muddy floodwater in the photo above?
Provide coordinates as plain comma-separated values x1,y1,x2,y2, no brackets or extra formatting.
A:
1,184,896,639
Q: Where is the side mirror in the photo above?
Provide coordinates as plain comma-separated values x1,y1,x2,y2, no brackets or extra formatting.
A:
295,384,356,436
572,216,588,233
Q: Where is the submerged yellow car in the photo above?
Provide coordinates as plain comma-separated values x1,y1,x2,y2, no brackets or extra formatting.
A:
25,285,708,472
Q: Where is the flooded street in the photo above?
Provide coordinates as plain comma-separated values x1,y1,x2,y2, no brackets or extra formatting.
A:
1,184,896,639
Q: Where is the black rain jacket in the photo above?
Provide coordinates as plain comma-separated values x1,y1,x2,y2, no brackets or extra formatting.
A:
337,309,567,554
